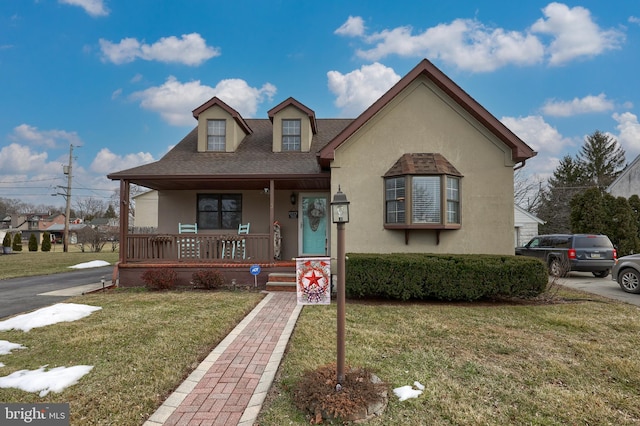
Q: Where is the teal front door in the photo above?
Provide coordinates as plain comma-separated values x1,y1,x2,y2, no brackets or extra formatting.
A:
299,194,329,256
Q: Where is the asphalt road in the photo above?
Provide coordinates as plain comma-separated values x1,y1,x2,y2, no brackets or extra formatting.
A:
555,271,640,307
0,265,115,319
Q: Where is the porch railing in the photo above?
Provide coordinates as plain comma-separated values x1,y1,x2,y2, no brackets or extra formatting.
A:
123,234,271,262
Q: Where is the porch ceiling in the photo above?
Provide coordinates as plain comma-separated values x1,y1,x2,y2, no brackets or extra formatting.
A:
124,174,331,191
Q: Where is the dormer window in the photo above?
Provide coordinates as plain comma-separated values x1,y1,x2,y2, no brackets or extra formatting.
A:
282,119,301,151
207,119,226,151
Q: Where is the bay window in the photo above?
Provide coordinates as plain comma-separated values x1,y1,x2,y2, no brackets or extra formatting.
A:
384,153,462,229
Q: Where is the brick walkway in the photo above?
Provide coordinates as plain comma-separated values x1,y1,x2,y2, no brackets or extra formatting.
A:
144,292,301,426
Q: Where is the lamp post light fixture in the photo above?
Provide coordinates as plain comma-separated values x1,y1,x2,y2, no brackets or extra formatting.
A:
331,186,349,388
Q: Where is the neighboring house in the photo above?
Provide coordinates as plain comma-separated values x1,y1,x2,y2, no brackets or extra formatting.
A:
132,190,159,229
45,223,87,246
608,154,640,199
514,205,545,248
108,59,537,287
8,213,66,246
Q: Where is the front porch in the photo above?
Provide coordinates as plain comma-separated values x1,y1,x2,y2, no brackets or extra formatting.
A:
117,233,297,288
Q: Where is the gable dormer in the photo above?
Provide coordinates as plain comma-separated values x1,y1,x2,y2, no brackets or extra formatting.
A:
192,97,252,153
267,97,317,153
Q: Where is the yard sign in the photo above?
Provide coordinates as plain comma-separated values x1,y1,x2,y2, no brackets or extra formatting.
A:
296,257,331,305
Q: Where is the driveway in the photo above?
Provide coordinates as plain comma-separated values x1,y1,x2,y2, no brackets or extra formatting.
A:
554,271,640,307
0,266,114,319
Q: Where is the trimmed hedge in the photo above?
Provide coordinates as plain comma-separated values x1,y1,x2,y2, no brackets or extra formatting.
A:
345,253,548,301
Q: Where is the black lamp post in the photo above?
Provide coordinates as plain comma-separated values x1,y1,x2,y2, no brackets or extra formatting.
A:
331,186,349,388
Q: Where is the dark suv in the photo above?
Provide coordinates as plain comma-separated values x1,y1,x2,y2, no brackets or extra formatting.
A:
515,234,616,278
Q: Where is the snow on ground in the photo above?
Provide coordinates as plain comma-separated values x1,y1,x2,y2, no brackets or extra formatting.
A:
0,340,26,355
0,365,94,396
0,303,102,332
68,260,110,269
0,303,102,394
393,381,425,401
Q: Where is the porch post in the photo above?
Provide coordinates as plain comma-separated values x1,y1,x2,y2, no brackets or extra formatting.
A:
269,179,275,261
119,179,130,265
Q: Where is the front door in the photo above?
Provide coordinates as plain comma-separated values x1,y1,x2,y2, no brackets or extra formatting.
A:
299,193,329,256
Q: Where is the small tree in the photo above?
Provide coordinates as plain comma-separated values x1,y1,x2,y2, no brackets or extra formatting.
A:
42,232,52,252
28,233,38,252
2,233,11,248
12,232,22,252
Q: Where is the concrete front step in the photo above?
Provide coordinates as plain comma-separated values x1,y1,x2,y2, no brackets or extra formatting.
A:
266,272,296,292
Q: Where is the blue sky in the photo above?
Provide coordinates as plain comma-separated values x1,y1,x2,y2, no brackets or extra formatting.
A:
1,0,639,209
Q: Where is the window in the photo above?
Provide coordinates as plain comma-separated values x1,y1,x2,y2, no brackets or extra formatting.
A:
197,194,241,230
207,120,226,151
282,119,301,151
385,177,406,223
384,175,461,228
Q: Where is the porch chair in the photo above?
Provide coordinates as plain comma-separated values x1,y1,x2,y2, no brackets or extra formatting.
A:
178,223,199,258
236,223,250,259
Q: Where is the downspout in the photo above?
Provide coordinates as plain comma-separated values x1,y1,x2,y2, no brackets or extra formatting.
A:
514,160,526,171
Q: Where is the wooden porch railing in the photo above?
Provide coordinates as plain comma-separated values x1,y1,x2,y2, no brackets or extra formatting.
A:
123,234,271,262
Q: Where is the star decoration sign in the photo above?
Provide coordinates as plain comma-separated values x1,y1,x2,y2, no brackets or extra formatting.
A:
296,257,331,305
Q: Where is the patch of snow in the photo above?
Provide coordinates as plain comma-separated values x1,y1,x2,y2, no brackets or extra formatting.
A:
0,303,102,332
0,340,26,355
68,260,110,269
0,365,93,396
393,382,424,401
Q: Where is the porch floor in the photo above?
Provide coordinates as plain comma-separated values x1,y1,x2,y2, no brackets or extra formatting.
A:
143,291,301,426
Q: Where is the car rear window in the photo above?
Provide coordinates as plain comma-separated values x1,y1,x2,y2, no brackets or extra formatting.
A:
573,236,613,249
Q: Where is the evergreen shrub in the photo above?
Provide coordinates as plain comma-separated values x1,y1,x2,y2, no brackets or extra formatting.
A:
12,233,22,252
42,232,51,252
28,233,38,251
345,253,548,301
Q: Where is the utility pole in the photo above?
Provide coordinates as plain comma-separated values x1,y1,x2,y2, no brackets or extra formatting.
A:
63,144,74,253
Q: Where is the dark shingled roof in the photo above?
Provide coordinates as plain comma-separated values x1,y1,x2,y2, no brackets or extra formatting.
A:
384,153,463,177
107,118,353,190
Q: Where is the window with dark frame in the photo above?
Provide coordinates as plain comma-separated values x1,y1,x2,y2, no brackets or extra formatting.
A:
282,119,301,151
197,194,242,230
207,119,226,151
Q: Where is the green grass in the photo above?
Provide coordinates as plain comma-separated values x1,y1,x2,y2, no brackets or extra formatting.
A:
0,249,119,280
3,251,640,425
258,289,640,425
0,290,264,425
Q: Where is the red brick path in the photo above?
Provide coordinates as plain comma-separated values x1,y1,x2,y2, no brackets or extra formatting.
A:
144,292,300,426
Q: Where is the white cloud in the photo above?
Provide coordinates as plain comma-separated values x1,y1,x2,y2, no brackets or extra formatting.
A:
630,16,640,25
338,4,623,72
327,62,401,117
90,148,155,174
502,115,574,155
0,143,53,174
99,33,220,66
59,0,108,17
356,19,544,72
531,2,624,65
502,115,577,178
541,93,614,117
10,124,82,149
130,76,277,125
335,16,366,37
612,112,640,159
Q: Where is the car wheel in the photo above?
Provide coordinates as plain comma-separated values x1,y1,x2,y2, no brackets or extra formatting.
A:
549,258,568,277
618,268,640,294
592,270,609,278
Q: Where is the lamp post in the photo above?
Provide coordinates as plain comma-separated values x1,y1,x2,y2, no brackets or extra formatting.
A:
331,186,349,388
